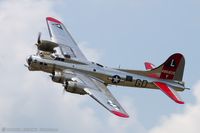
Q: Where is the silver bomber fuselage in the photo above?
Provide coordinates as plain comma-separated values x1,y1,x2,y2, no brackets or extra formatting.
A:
27,55,185,91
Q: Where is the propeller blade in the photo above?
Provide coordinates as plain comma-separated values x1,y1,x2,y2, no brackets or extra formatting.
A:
37,32,41,44
24,64,28,68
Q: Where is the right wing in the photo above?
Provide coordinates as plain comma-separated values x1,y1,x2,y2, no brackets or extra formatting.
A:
46,17,88,62
70,72,129,118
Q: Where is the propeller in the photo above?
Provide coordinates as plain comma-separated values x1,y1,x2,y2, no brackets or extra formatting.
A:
35,32,42,54
62,81,68,95
37,32,41,44
24,64,29,68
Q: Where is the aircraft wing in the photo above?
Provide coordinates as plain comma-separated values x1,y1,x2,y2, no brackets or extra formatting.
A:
153,82,184,104
46,17,88,62
71,72,129,118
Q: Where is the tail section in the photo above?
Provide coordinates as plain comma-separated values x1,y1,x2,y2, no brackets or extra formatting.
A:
148,53,185,104
149,53,185,81
121,53,186,104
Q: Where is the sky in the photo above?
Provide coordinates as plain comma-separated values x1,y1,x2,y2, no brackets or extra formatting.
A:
0,0,200,133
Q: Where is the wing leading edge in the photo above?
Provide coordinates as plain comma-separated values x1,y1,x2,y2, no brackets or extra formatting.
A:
70,72,129,118
46,17,88,62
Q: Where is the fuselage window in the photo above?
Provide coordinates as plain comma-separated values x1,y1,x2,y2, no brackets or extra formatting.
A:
39,62,47,66
126,75,133,82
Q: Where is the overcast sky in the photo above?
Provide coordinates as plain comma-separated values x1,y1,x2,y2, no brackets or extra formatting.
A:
0,0,200,133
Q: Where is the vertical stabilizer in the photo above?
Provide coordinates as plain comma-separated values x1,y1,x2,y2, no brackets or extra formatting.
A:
150,53,185,81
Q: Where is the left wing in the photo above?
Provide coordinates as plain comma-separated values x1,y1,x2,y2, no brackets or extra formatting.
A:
71,72,129,118
46,17,88,62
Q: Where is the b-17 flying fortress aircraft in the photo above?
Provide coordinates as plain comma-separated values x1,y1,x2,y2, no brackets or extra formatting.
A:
26,17,188,118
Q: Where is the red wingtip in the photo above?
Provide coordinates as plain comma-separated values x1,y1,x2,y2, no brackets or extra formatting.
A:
111,111,129,118
176,101,185,104
46,17,61,24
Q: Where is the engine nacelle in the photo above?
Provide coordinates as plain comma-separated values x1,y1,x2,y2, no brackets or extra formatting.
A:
51,71,86,95
51,71,75,83
51,71,63,83
36,40,58,53
64,81,87,95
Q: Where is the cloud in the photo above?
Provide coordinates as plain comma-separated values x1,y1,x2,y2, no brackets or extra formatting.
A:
149,81,200,133
0,1,199,133
79,41,102,62
0,0,57,126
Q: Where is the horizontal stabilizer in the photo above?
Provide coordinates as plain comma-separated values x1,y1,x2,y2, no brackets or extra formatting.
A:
144,62,155,70
153,82,184,104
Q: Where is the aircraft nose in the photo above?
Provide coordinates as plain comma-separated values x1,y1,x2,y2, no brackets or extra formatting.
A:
26,56,32,66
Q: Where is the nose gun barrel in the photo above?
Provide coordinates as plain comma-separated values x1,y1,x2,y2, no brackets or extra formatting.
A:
26,56,32,66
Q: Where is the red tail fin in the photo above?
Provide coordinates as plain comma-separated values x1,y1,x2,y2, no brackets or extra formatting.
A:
150,53,185,81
